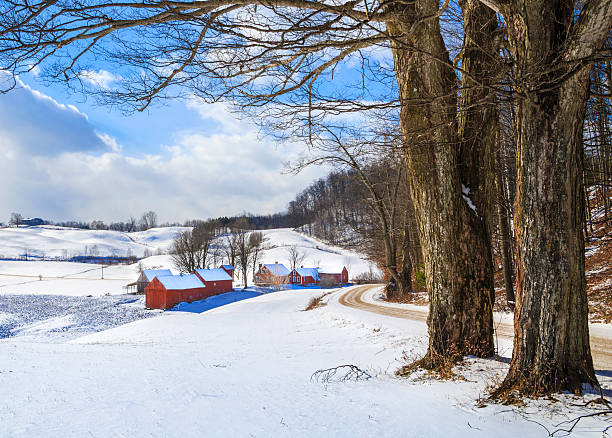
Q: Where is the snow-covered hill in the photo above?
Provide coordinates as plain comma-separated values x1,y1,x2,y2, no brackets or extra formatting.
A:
0,227,378,295
0,225,188,259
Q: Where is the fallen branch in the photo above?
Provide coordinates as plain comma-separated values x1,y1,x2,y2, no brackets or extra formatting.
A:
311,364,372,383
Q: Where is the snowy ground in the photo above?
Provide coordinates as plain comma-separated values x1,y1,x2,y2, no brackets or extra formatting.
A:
0,294,159,342
1,286,610,437
0,259,142,296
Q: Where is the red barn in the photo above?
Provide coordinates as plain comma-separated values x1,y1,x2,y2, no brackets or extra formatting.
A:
318,266,349,286
145,274,208,310
220,264,235,279
194,268,233,294
289,267,320,285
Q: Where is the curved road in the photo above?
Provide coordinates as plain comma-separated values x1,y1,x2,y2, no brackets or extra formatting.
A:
338,285,612,370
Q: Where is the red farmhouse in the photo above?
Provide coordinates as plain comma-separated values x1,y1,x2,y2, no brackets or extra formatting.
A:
145,274,208,310
319,267,349,285
289,267,320,286
254,263,291,285
194,268,233,294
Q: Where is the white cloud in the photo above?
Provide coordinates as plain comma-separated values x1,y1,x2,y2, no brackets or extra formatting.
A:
78,69,121,89
0,74,106,155
0,85,328,223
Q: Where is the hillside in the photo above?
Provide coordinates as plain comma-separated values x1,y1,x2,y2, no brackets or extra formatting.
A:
0,225,188,259
0,226,378,295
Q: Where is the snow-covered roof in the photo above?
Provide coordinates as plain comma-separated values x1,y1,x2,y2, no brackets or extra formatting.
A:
143,269,172,281
195,268,232,282
221,264,234,270
156,274,204,290
318,266,346,274
263,263,290,276
294,268,320,280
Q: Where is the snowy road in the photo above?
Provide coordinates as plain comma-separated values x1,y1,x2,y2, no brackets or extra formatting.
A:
338,285,612,370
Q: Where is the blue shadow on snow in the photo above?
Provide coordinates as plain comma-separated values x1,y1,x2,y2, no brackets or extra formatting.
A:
168,290,263,314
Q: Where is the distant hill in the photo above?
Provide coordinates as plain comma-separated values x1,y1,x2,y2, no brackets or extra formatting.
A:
0,225,189,259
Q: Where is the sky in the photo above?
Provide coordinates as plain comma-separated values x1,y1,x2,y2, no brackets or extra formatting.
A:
0,71,329,224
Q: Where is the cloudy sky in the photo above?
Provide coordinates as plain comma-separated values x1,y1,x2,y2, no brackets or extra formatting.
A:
0,71,328,224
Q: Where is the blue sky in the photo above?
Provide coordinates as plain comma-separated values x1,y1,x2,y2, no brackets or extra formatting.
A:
0,70,329,224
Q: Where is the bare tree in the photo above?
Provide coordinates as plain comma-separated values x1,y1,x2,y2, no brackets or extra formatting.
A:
286,245,306,271
292,134,416,300
126,217,138,233
170,219,219,272
139,211,158,231
249,231,268,280
9,212,23,227
232,218,252,287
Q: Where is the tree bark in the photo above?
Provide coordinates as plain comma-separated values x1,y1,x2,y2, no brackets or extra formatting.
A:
387,0,495,368
496,152,515,305
491,0,611,395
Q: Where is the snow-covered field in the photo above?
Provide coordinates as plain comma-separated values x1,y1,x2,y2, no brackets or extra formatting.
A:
1,286,610,437
0,227,377,295
0,294,158,341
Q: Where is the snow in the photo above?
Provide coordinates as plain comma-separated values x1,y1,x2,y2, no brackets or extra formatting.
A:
142,269,173,281
0,225,188,258
170,289,263,313
157,274,205,290
461,184,478,215
1,286,610,436
294,267,320,279
0,294,157,341
195,268,232,282
0,259,141,296
261,262,291,276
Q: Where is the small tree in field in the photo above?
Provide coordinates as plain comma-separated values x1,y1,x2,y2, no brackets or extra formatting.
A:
287,245,306,271
9,212,23,227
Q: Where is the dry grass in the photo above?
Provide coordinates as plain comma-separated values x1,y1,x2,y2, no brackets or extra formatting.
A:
303,292,332,311
385,290,429,305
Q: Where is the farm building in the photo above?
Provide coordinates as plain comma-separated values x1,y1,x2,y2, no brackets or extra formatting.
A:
145,274,208,310
137,269,172,294
22,217,45,226
254,262,290,285
318,267,349,286
289,267,320,286
220,264,235,279
194,268,233,294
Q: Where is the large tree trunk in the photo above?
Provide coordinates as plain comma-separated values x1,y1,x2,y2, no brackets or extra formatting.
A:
492,0,611,394
388,0,495,368
501,69,597,394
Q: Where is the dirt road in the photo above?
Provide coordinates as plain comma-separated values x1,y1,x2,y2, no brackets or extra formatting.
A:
338,285,612,370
